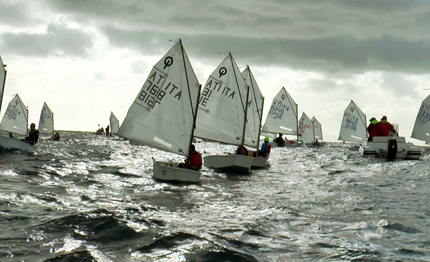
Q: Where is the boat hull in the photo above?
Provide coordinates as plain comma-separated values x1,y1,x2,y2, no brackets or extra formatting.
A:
360,136,422,160
152,161,201,183
251,156,268,169
0,135,36,153
204,155,254,173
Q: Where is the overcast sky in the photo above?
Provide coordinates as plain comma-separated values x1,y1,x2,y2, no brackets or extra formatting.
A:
1,0,429,143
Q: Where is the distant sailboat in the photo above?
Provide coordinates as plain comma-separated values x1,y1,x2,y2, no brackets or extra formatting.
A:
338,100,367,149
261,87,299,146
411,94,430,144
117,39,202,183
38,102,54,136
242,66,267,168
311,116,323,145
298,112,314,145
195,53,254,173
109,111,120,135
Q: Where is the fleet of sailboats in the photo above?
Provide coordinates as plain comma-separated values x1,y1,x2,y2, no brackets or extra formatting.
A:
1,45,427,176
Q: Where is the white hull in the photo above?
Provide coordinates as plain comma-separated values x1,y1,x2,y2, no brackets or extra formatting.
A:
0,135,37,153
251,156,268,168
204,155,254,173
152,161,201,183
360,136,422,160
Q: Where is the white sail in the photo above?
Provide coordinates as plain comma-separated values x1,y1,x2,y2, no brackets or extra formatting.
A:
0,55,6,113
38,102,54,134
109,111,120,135
242,66,264,149
298,112,314,144
117,40,200,156
311,116,323,140
194,53,248,145
411,94,430,143
0,94,29,135
338,100,367,142
262,87,298,135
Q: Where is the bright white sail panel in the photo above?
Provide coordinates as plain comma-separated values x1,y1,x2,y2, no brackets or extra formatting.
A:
117,40,200,156
195,53,248,145
110,112,120,134
0,55,6,113
298,112,314,144
262,87,298,135
38,102,54,134
242,66,264,148
338,100,367,142
311,116,323,140
411,95,430,143
0,94,28,135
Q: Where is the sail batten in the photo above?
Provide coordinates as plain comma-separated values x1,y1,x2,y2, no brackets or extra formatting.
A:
117,40,200,156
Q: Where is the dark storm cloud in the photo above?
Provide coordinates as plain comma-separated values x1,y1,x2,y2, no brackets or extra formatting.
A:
0,23,93,57
102,26,430,74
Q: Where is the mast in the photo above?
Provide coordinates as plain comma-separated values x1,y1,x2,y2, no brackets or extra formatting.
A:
296,103,299,143
0,68,6,114
180,39,202,158
241,85,251,147
255,97,265,156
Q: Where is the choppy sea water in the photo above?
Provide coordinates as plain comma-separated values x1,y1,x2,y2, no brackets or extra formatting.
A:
0,132,430,262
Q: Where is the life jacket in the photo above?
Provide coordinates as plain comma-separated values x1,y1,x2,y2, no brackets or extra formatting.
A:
266,144,271,153
189,151,202,169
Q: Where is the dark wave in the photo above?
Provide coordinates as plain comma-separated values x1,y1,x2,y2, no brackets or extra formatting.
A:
385,222,421,234
42,249,95,262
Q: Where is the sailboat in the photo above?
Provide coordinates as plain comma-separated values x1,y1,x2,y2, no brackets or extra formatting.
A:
0,56,35,153
117,39,202,182
411,94,430,144
338,100,367,150
38,102,54,137
0,94,35,152
261,87,300,146
242,66,267,168
311,116,323,146
109,111,120,135
298,112,314,145
194,53,254,173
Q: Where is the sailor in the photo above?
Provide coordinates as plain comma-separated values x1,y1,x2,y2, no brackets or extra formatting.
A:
24,123,39,145
367,117,379,142
106,125,110,136
185,144,202,170
378,116,397,137
53,132,60,141
255,137,271,157
235,145,248,155
274,133,285,146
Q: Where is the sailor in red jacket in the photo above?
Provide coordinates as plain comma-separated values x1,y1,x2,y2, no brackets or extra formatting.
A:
186,144,202,170
378,116,397,136
367,117,379,142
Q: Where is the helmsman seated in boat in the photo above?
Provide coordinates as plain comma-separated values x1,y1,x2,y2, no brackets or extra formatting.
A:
377,116,397,137
235,145,248,155
180,144,202,170
23,123,39,145
53,132,60,141
274,133,285,146
253,137,271,157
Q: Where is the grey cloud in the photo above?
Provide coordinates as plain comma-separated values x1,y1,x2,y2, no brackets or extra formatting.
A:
102,26,430,74
0,23,93,57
